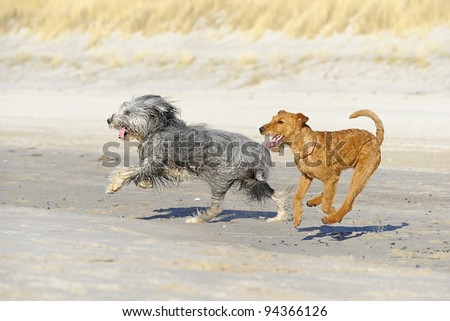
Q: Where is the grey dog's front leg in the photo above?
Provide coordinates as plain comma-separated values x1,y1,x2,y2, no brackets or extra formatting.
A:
105,165,153,194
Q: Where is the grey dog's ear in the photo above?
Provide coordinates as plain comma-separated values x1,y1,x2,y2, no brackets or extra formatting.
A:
156,104,170,113
146,96,173,114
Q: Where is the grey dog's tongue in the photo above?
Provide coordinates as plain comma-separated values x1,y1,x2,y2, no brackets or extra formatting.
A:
119,127,128,140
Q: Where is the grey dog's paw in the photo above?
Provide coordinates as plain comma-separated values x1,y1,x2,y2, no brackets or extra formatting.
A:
105,167,139,194
186,210,213,224
266,215,289,223
185,216,207,224
137,179,153,189
105,183,119,194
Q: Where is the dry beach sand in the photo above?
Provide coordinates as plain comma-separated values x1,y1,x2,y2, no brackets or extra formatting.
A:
1,90,449,300
1,1,450,300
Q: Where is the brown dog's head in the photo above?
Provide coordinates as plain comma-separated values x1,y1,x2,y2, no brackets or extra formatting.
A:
259,110,309,151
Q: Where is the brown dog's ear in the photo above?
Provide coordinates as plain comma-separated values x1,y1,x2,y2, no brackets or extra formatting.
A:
277,110,286,115
296,113,309,126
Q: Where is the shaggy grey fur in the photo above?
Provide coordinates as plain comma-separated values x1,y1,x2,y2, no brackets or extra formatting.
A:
106,94,288,223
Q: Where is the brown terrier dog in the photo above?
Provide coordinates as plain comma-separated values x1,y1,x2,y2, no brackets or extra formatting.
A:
259,109,384,227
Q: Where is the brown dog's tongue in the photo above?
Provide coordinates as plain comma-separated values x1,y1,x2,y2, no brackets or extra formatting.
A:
264,135,280,149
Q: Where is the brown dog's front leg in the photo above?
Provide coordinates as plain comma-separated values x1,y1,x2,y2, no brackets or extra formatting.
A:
306,193,323,207
293,174,312,227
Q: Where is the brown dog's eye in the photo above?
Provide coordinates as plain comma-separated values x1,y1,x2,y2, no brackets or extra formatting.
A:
278,120,284,124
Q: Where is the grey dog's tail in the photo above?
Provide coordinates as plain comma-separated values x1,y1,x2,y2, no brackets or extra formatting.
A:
237,176,275,202
237,177,290,223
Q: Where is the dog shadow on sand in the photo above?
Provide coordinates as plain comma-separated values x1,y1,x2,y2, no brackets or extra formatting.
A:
138,207,409,241
298,222,409,241
138,207,277,222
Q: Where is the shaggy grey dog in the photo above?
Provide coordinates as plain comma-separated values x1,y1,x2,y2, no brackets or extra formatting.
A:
106,94,288,223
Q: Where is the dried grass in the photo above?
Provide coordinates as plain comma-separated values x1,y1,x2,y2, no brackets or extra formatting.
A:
1,0,449,42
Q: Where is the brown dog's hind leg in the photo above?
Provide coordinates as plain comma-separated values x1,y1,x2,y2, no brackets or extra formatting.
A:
319,176,339,223
323,149,380,224
293,174,312,227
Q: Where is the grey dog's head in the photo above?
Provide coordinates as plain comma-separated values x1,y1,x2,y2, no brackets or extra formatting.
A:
107,95,184,142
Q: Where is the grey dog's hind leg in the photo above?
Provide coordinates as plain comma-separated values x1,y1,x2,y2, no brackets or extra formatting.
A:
240,178,290,222
186,190,227,223
245,180,290,222
186,185,230,223
268,188,290,222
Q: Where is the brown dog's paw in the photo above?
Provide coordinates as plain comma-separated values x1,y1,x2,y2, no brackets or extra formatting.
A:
321,215,342,224
306,200,317,207
306,194,323,207
321,216,333,224
293,217,302,228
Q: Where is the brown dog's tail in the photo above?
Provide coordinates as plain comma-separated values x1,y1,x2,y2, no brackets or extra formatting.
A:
349,109,384,145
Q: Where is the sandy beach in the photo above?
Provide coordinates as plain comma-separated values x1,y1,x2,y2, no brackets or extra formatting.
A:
1,1,450,300
1,90,449,300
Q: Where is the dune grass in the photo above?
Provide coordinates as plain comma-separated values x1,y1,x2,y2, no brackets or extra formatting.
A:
1,0,449,43
1,0,447,83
